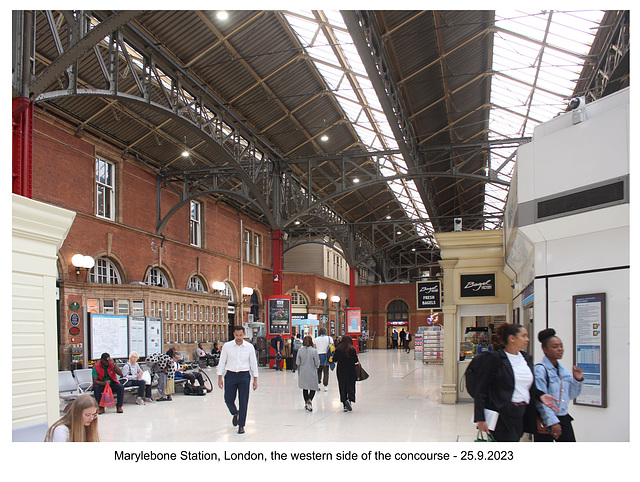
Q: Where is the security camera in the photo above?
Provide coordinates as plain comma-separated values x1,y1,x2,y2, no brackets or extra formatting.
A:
453,217,462,232
569,96,587,125
568,97,584,110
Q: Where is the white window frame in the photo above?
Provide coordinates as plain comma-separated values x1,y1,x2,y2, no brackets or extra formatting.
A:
90,257,122,284
95,158,115,220
147,267,169,288
188,275,207,293
103,299,115,314
132,300,144,317
190,200,202,247
118,299,130,315
253,233,261,266
244,230,251,262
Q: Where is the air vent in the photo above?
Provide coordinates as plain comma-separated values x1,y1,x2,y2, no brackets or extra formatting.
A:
536,177,627,221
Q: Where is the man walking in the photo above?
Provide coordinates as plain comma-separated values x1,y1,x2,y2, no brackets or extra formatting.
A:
314,327,333,391
217,326,259,434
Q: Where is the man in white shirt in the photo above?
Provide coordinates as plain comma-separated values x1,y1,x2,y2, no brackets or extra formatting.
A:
314,327,333,391
217,325,259,434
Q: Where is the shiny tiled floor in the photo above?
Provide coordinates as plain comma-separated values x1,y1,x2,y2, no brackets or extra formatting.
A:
97,348,478,442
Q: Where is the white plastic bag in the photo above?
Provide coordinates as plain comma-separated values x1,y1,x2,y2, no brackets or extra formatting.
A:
141,370,152,385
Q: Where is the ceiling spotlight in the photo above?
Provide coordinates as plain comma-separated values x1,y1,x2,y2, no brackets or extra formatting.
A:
320,134,329,142
217,11,229,20
353,178,360,184
181,150,189,157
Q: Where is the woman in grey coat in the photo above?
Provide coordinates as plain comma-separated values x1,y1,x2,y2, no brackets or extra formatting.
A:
296,335,320,411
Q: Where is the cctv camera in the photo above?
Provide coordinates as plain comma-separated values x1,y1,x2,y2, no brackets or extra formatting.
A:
569,97,581,110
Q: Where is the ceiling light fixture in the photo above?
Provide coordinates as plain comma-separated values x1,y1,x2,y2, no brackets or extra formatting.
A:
217,11,229,20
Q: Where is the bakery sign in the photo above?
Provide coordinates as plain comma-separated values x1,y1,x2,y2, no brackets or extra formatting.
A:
417,281,441,309
460,274,496,297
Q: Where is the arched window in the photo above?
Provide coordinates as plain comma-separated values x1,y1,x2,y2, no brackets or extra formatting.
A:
387,299,409,322
188,275,207,292
290,291,308,307
147,267,169,288
90,257,122,284
222,282,235,302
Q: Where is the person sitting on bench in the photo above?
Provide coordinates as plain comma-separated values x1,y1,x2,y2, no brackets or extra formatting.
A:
196,343,217,367
92,353,125,413
121,351,154,405
172,352,210,391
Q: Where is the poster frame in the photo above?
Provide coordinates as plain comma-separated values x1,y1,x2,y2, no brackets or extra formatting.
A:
573,292,607,408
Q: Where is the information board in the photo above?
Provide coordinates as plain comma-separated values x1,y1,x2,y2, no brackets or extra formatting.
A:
146,317,163,355
129,316,146,356
573,293,607,407
90,314,129,360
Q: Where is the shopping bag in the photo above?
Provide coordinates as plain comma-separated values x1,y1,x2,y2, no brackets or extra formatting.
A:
355,364,369,381
165,378,175,395
99,382,115,407
141,370,152,385
475,430,496,442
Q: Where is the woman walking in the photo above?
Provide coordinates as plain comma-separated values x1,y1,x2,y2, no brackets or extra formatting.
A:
296,335,320,411
334,335,359,412
534,328,583,441
473,323,558,441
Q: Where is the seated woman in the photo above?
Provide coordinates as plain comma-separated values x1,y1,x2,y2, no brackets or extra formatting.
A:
121,351,154,404
44,394,99,442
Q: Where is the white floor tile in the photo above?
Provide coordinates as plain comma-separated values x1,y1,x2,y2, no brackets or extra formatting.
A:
96,348,477,442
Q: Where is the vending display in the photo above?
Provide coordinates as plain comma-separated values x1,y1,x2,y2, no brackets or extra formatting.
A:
422,326,443,364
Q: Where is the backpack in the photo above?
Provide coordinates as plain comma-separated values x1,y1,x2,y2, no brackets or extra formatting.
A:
326,342,335,363
293,338,302,350
183,383,206,396
463,351,493,399
270,336,280,349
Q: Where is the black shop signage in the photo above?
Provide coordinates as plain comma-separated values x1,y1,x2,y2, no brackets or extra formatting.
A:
417,281,441,309
460,274,496,297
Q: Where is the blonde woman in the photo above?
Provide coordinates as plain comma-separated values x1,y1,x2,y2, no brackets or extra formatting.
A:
122,351,154,404
44,394,100,442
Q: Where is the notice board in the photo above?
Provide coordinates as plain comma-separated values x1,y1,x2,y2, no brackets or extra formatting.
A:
89,313,129,360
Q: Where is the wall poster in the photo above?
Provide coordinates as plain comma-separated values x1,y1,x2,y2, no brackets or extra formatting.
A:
266,296,291,335
573,293,607,407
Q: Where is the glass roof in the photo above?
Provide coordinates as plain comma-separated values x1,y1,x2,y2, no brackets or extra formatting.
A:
282,9,605,239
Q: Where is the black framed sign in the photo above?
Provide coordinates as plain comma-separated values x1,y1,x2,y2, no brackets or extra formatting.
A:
460,273,496,297
573,293,607,407
266,296,291,335
417,281,441,309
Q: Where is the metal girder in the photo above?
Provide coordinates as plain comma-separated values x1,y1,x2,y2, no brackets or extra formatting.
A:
342,10,444,233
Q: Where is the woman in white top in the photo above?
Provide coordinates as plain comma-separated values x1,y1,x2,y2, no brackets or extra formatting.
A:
474,323,558,441
44,394,99,442
122,351,154,404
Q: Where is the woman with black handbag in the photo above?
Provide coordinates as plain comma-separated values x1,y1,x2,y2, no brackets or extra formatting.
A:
334,335,359,412
534,328,583,442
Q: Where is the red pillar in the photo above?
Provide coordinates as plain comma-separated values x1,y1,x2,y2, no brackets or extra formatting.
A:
272,229,283,295
12,97,33,198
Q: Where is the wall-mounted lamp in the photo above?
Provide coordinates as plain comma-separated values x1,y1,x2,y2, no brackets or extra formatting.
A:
318,291,328,301
331,295,340,304
212,281,226,293
242,286,254,301
72,254,95,279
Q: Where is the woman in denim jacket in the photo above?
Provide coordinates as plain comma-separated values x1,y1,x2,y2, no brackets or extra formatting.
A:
534,328,584,441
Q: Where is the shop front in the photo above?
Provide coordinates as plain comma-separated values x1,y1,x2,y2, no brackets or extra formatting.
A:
435,230,513,404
